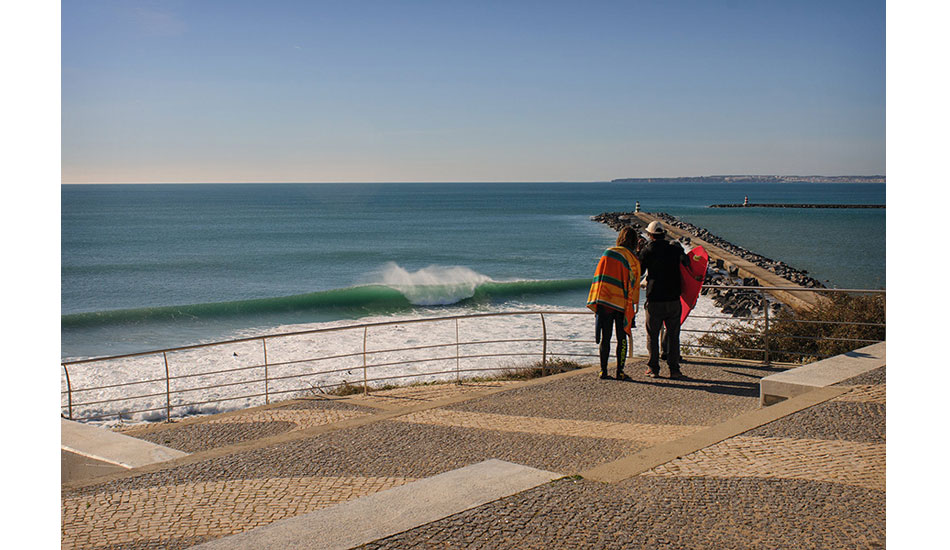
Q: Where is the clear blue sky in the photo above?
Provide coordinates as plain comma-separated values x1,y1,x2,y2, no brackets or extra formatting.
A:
61,0,885,183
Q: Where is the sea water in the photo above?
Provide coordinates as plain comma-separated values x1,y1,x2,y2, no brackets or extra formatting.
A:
61,182,885,422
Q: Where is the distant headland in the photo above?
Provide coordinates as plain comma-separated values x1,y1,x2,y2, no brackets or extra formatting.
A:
610,175,885,184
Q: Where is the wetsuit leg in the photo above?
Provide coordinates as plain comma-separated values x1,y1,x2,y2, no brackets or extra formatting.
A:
596,307,614,376
614,314,627,376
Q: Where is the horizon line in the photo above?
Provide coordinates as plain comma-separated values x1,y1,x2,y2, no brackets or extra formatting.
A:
61,174,887,185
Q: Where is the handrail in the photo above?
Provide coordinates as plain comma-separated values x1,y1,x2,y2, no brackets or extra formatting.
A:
61,286,885,423
60,310,590,366
62,364,73,420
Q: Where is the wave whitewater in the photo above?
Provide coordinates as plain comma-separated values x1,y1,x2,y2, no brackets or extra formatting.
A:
61,278,591,328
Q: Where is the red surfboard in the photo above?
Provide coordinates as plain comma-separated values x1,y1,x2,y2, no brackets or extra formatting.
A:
680,246,708,324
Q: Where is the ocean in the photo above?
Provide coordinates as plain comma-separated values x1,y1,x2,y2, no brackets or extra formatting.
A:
61,182,885,423
62,181,885,360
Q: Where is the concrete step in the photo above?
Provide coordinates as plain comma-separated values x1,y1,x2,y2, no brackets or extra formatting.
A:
759,342,885,405
61,418,188,483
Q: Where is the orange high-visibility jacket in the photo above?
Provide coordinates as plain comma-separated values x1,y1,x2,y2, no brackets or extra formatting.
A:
586,246,641,335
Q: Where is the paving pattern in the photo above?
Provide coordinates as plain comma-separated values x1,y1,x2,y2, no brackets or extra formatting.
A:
446,360,770,426
353,380,522,409
360,366,886,549
395,408,703,444
62,362,886,550
118,399,376,453
359,476,884,550
63,475,413,550
643,435,885,491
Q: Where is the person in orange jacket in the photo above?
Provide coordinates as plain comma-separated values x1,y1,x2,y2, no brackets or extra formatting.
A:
586,226,642,380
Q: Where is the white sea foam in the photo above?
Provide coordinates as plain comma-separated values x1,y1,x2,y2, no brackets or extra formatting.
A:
61,294,746,428
374,262,492,305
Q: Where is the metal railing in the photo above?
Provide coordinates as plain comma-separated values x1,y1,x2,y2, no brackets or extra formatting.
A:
61,285,884,423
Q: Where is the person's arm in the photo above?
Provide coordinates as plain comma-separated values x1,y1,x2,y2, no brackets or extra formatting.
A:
637,241,650,270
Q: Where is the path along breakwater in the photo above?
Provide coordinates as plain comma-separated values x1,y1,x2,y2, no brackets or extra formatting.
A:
591,211,825,317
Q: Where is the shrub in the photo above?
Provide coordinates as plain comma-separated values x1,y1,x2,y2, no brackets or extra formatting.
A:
690,292,885,363
496,358,586,380
327,381,365,396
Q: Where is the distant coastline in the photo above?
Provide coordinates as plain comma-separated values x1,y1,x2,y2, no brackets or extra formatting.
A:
610,175,885,184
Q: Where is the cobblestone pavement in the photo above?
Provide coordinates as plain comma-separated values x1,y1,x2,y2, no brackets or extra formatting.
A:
446,359,775,425
119,400,376,453
65,374,638,549
64,475,413,550
359,367,886,549
359,476,884,550
353,380,523,408
62,363,885,549
116,381,521,454
394,408,703,444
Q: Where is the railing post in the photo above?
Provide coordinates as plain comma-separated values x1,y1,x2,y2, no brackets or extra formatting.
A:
363,327,369,395
763,303,771,366
540,313,548,376
63,364,73,420
163,352,172,422
455,318,461,385
262,338,269,405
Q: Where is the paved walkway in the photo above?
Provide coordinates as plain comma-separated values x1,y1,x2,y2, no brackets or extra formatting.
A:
61,358,885,549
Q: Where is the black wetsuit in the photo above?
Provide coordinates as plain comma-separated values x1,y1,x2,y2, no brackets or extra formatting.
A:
595,305,630,377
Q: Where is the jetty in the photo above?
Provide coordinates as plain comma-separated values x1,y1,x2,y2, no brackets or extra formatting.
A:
630,212,821,311
709,203,883,209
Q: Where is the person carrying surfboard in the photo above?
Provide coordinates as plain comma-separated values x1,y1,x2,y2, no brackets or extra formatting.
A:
637,220,691,379
586,226,641,380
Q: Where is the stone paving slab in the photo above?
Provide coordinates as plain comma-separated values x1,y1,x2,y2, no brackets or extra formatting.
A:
62,419,188,470
760,342,885,405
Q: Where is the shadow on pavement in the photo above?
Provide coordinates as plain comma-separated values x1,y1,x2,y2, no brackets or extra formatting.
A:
614,375,759,398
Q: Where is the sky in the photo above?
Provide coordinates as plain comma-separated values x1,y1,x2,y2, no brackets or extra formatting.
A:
61,0,885,183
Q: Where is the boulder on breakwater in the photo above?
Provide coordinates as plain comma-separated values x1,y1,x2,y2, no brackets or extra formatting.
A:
701,270,786,319
590,212,643,232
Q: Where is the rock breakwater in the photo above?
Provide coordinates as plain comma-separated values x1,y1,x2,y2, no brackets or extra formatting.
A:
589,212,644,232
709,203,883,209
590,210,823,318
646,212,825,289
